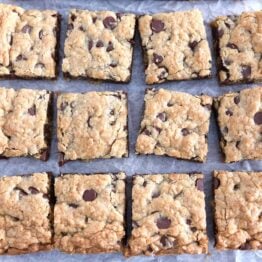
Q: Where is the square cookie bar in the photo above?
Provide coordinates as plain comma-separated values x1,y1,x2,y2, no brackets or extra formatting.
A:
136,88,212,162
213,171,262,250
0,4,60,79
0,87,52,160
138,9,212,84
214,86,262,162
57,91,128,165
211,11,262,85
54,172,126,254
125,173,208,256
0,173,53,255
62,9,136,82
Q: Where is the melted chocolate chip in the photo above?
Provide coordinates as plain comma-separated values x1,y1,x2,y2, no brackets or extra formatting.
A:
234,95,240,105
28,187,39,194
226,109,233,116
157,112,167,122
68,203,78,208
79,26,85,32
254,112,262,125
39,30,44,40
195,178,204,191
234,183,240,190
181,128,189,136
241,65,251,79
22,24,32,34
28,104,36,116
143,181,147,187
106,41,114,52
186,219,192,225
92,17,97,23
189,41,198,50
96,40,104,48
110,63,117,68
88,40,93,51
156,216,171,229
160,235,170,247
226,43,238,50
103,16,117,30
150,19,164,33
153,53,163,64
213,177,220,189
71,14,76,21
83,189,97,201
191,227,197,232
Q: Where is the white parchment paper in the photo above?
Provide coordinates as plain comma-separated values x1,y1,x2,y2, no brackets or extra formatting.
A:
0,0,262,261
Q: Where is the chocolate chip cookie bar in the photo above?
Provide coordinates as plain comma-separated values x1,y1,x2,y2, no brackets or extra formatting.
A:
213,170,262,250
136,88,212,162
62,9,136,82
0,172,53,255
211,11,262,85
138,9,212,84
214,86,262,162
0,87,52,160
54,172,125,254
125,173,208,256
57,91,128,165
0,4,60,79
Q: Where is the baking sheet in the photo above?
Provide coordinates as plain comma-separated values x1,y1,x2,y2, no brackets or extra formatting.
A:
0,0,262,261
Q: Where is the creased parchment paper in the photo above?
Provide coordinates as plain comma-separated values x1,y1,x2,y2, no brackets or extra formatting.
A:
0,0,261,261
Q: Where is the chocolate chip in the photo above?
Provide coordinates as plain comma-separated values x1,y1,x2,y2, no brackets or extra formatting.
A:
213,177,220,189
150,19,164,33
226,43,238,50
35,63,45,69
186,219,192,225
39,30,44,40
234,183,240,190
241,65,251,79
181,128,189,136
87,116,93,128
68,23,74,31
191,227,197,232
110,63,117,68
79,26,85,32
160,235,170,247
189,41,198,50
83,189,97,201
96,41,104,48
68,203,78,208
92,17,97,23
254,112,262,125
217,28,224,38
147,246,153,253
110,109,115,115
103,16,117,29
60,101,68,111
106,41,114,52
71,14,76,21
226,109,233,116
152,191,160,198
157,112,167,122
234,95,240,105
167,101,174,107
153,53,163,64
16,54,26,61
156,216,171,229
28,104,36,116
28,186,39,194
143,181,147,187
143,129,151,136
223,127,229,134
22,24,32,34
195,178,204,191
88,40,93,51
236,141,241,149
